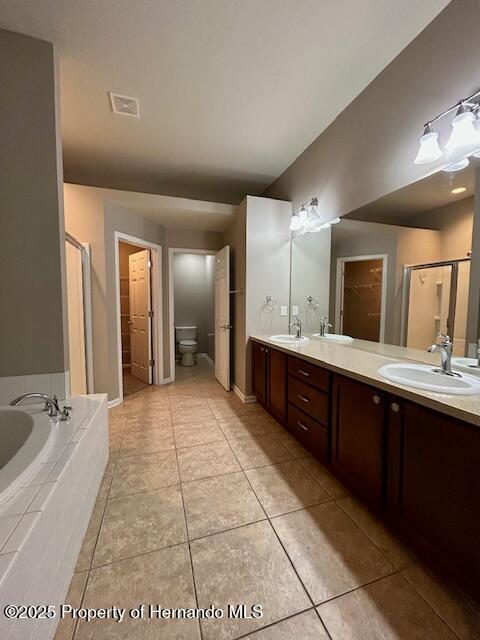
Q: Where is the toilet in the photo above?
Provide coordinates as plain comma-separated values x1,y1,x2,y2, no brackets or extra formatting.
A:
175,326,198,366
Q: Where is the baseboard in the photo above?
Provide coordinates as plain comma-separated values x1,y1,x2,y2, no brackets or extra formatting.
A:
108,397,122,408
232,385,257,404
159,377,173,385
198,353,215,367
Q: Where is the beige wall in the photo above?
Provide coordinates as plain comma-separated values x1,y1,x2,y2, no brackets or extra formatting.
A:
264,1,480,218
0,29,67,377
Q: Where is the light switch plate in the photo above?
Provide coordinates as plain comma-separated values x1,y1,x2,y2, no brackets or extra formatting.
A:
280,305,287,317
292,305,299,317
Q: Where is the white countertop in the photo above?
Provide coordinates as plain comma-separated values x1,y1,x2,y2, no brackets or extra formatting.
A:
250,334,480,427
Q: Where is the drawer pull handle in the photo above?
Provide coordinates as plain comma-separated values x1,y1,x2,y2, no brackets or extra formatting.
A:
391,402,400,413
298,369,310,377
298,394,310,403
373,395,381,405
297,421,309,431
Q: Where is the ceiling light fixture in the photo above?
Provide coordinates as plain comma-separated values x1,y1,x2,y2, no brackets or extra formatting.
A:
451,186,467,194
289,198,340,234
414,89,480,167
443,158,470,172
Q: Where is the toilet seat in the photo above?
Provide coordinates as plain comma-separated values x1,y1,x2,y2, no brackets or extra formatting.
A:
179,339,197,346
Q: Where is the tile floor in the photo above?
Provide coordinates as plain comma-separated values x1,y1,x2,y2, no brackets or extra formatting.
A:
55,359,480,640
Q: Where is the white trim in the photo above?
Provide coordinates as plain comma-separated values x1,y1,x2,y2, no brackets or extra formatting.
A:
82,243,94,394
232,384,257,404
198,352,215,367
335,254,388,343
108,397,122,408
114,232,164,405
168,247,216,383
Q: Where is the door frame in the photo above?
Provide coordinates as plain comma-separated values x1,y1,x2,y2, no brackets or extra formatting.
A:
65,232,94,394
335,254,388,343
168,247,216,383
114,231,163,404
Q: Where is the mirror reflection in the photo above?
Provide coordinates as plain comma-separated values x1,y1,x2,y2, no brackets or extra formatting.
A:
290,165,476,359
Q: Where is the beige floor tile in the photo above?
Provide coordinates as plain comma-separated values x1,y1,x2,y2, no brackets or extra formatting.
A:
171,408,215,424
75,501,106,572
174,420,226,448
246,460,331,517
274,432,310,458
119,426,175,457
76,544,200,640
177,441,240,482
190,521,310,640
218,415,271,439
298,455,349,499
93,485,187,566
402,564,480,640
242,610,329,639
54,571,88,640
110,450,179,498
229,434,293,469
337,496,415,570
97,460,116,501
183,472,265,539
126,413,172,429
317,573,457,640
271,502,394,604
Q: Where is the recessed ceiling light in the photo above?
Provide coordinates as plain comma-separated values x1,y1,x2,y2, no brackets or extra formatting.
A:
451,186,467,194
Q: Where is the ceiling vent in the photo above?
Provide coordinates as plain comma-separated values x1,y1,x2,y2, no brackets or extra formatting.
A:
108,92,140,118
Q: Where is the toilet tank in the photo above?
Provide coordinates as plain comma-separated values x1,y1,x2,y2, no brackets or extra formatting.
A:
175,326,197,341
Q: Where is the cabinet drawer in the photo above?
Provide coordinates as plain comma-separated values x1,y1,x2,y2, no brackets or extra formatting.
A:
287,403,329,463
288,375,329,425
288,356,330,392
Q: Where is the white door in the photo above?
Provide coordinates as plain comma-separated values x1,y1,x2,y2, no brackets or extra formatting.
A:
215,246,230,390
129,249,152,384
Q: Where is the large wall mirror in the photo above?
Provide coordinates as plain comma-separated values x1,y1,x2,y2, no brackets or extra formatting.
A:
290,165,477,359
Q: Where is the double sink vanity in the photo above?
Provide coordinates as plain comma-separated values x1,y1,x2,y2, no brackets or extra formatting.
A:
250,333,480,602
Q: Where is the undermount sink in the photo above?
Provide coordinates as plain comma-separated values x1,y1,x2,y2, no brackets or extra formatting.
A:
269,335,310,345
312,333,353,344
451,357,480,377
378,362,480,395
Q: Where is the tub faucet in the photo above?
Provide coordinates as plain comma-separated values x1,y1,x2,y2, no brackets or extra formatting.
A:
10,393,61,418
319,317,332,337
290,318,303,339
427,334,460,378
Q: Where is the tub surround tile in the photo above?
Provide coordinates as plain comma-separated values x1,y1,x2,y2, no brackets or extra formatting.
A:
191,520,310,640
271,502,394,604
76,544,200,640
246,460,331,517
317,573,457,640
27,482,56,513
0,486,40,518
24,463,56,487
0,516,22,551
177,441,240,482
182,472,265,539
228,434,293,470
110,450,179,498
242,609,329,639
93,485,187,566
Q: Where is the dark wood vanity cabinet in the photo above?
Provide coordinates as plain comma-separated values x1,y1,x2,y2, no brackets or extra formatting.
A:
252,341,287,423
386,399,480,599
331,375,386,511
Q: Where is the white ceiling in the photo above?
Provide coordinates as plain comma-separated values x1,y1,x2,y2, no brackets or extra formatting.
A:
1,0,449,203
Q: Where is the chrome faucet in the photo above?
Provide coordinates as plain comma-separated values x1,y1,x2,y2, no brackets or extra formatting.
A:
319,316,332,337
427,334,460,377
10,393,71,420
290,318,303,339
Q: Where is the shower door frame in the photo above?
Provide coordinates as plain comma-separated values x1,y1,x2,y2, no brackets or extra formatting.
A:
400,257,471,349
65,232,94,394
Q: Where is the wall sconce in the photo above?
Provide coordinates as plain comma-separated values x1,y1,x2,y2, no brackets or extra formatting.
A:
414,90,480,168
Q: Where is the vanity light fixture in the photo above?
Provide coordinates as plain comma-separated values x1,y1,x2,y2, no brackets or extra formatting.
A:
414,90,480,167
289,198,342,234
443,158,470,172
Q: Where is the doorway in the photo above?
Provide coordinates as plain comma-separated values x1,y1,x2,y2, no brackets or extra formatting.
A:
336,255,387,342
115,232,163,402
168,246,231,390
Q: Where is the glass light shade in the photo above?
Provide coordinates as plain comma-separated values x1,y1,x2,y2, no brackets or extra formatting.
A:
298,206,308,227
329,217,341,225
414,131,443,164
445,110,480,151
443,158,469,172
289,213,302,231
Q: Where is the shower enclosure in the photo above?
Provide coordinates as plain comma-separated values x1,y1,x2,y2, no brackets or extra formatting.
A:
401,258,470,356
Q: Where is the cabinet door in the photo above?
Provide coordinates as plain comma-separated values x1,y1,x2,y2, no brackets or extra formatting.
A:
252,342,267,405
332,375,386,511
266,347,287,423
387,400,480,600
